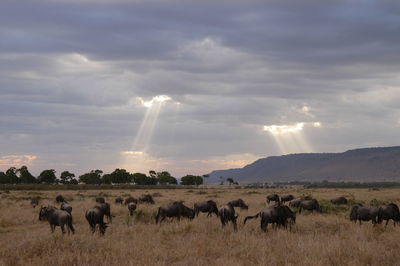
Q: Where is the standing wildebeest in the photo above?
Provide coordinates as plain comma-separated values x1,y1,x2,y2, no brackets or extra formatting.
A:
298,199,321,213
55,195,65,203
155,201,195,224
350,205,380,225
115,197,124,204
228,199,248,210
128,202,137,216
30,198,39,208
139,194,155,204
95,202,113,223
95,197,105,204
60,202,72,214
39,206,75,234
124,197,138,205
244,205,296,232
331,196,348,205
266,194,280,204
378,203,400,227
280,195,294,204
193,200,219,217
85,206,108,235
219,203,238,231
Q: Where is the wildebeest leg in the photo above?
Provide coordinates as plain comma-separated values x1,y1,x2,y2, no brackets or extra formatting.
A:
233,221,237,231
385,220,389,227
159,216,166,224
261,219,268,232
50,224,55,233
90,225,96,234
220,217,226,228
61,224,65,234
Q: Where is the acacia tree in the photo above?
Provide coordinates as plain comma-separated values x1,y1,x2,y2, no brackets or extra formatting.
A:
60,171,77,184
38,169,57,184
157,171,177,185
17,166,37,184
180,175,203,186
79,170,103,184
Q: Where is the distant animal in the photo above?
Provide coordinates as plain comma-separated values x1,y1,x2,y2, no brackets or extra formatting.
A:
350,205,380,225
155,201,195,224
85,206,108,235
193,200,219,217
228,199,248,210
39,206,75,234
139,194,155,204
128,202,137,216
95,197,105,204
378,203,400,227
280,194,294,204
115,197,124,204
298,199,321,213
218,203,238,231
30,198,39,208
289,198,303,208
124,197,138,205
266,194,280,204
55,195,65,203
95,202,113,223
60,202,72,214
244,205,296,232
331,196,348,205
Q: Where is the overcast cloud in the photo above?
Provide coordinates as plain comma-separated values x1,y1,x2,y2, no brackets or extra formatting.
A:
1,0,400,177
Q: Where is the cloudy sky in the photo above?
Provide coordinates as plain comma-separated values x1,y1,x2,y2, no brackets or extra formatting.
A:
1,0,400,177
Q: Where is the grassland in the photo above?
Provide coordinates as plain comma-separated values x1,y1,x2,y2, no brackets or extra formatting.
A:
1,188,399,266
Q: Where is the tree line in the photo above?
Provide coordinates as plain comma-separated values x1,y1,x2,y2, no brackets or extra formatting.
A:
0,166,205,186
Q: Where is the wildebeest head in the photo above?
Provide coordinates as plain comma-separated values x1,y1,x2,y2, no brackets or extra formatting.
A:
349,205,359,221
39,206,55,221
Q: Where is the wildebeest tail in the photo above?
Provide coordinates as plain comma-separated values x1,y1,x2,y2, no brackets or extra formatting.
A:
244,212,260,224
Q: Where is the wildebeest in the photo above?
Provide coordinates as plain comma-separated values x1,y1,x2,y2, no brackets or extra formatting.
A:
155,201,195,224
85,206,108,235
193,200,219,217
55,195,65,203
331,196,348,205
289,198,303,208
115,197,124,204
95,202,112,223
124,197,138,205
128,202,137,216
280,194,294,204
228,199,248,210
39,206,75,234
266,194,280,204
350,205,380,225
218,203,238,231
139,194,155,204
60,202,72,214
378,203,400,227
244,205,296,232
30,198,39,208
95,197,105,204
298,199,321,213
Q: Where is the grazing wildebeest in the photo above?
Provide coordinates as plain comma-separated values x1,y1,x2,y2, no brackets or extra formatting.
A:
139,194,155,204
95,202,112,223
219,203,238,231
266,194,280,204
60,202,72,214
124,197,138,205
85,206,108,235
128,202,137,216
155,201,195,224
331,196,348,205
289,198,303,208
280,195,294,204
350,205,380,225
228,199,248,210
95,197,105,204
378,203,400,227
244,205,296,232
39,206,75,234
298,199,321,213
55,195,65,203
30,198,39,208
115,197,123,204
193,200,219,217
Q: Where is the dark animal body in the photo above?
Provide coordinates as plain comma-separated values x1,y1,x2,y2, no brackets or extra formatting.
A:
95,197,105,204
193,200,218,217
30,198,39,208
228,199,248,210
85,206,108,235
280,195,294,204
378,203,400,227
218,203,238,231
60,202,72,214
155,202,195,224
39,206,75,234
115,197,124,204
331,197,348,205
128,202,137,216
95,202,112,223
124,197,138,205
298,199,321,213
350,205,380,225
139,194,155,204
244,205,296,232
266,194,280,204
55,195,65,203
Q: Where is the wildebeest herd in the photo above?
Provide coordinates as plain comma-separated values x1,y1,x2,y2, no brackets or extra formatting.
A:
34,193,400,236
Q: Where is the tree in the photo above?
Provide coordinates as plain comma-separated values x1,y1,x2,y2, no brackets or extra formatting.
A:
0,171,8,184
109,168,132,184
180,175,203,186
157,171,177,185
79,170,103,184
60,171,77,184
38,169,57,184
17,166,37,184
132,172,158,185
226,178,234,186
5,167,19,184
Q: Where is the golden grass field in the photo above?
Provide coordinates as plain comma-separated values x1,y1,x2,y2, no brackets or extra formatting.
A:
1,187,400,266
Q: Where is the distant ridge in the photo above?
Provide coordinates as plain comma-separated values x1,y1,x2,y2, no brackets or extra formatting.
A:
207,146,400,183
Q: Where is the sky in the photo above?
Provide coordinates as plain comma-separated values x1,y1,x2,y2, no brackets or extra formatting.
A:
1,0,400,178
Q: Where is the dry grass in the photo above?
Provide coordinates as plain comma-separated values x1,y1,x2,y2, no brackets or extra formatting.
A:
1,188,400,266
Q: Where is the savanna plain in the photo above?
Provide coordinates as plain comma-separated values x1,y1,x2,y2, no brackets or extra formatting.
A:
1,187,400,266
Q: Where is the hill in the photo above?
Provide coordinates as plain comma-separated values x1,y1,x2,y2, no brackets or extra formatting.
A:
207,146,400,183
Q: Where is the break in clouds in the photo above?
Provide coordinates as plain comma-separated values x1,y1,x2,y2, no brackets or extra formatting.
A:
1,0,400,177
